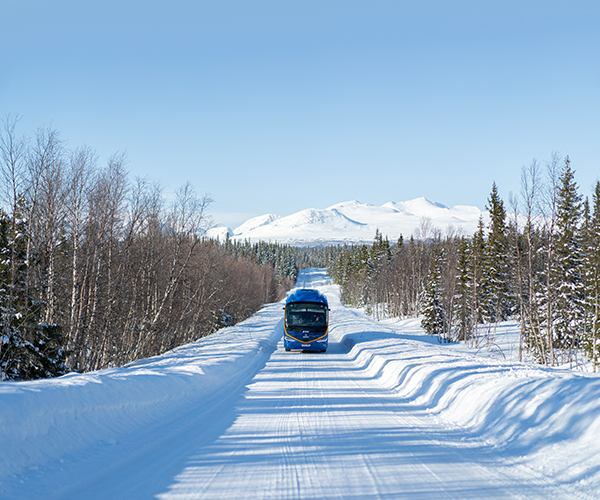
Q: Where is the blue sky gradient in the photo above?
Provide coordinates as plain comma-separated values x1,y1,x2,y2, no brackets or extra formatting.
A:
2,1,599,228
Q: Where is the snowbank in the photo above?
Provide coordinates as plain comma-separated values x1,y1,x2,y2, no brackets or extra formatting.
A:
0,303,282,481
324,288,600,492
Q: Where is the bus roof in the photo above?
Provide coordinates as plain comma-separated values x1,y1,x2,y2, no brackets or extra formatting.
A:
285,288,328,306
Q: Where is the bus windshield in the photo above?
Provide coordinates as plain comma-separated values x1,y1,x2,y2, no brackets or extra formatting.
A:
285,301,328,332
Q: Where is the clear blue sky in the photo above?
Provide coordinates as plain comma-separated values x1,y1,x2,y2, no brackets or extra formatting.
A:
2,1,599,229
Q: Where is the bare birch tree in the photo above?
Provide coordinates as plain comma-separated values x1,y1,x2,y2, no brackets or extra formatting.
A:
0,115,28,371
65,146,97,350
28,126,68,325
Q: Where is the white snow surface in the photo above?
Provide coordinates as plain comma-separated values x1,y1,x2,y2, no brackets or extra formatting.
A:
205,198,488,245
2,268,600,499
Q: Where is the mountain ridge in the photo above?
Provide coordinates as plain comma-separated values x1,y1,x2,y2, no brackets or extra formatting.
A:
206,197,488,246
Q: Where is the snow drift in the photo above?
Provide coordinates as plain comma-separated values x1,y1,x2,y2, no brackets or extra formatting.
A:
0,305,283,485
327,309,600,491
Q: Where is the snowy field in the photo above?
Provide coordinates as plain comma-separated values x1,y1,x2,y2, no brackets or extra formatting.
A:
2,268,600,499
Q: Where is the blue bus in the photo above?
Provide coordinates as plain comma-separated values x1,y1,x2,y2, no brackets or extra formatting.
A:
284,288,329,352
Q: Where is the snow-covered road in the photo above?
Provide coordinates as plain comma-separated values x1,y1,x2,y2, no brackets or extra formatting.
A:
2,268,600,499
155,340,561,499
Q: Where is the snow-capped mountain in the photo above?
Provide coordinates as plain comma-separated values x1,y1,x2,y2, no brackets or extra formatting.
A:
206,198,488,246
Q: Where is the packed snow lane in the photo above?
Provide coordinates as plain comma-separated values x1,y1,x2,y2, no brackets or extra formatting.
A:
2,268,599,499
158,341,552,499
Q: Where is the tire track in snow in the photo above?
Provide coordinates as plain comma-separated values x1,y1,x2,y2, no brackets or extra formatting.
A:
156,326,576,499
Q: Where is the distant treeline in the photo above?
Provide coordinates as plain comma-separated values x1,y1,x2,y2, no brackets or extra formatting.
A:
327,154,600,370
0,118,301,380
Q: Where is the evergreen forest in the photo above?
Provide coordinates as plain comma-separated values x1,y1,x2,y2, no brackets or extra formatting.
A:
328,155,600,370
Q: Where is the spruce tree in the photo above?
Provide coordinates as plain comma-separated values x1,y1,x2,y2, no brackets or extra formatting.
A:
453,238,472,340
0,204,69,380
470,216,486,328
583,181,600,368
552,156,584,358
481,182,511,323
421,255,446,339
